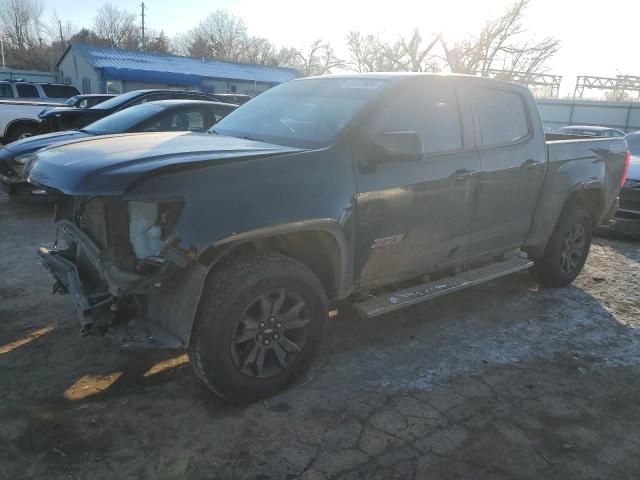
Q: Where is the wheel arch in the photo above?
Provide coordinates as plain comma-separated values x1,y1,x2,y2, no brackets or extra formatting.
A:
198,219,352,301
5,118,40,139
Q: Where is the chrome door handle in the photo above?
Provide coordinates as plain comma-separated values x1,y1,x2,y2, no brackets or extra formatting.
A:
452,169,476,181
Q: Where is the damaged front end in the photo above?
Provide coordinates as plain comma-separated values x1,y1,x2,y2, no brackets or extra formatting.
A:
39,195,207,347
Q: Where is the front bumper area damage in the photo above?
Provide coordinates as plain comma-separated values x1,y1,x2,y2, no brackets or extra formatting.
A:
38,209,208,349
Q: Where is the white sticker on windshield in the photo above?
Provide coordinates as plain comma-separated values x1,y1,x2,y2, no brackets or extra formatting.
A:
340,79,385,90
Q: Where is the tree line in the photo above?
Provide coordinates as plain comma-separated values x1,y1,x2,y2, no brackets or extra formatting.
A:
0,0,559,80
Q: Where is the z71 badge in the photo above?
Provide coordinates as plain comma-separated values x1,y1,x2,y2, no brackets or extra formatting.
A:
371,234,405,249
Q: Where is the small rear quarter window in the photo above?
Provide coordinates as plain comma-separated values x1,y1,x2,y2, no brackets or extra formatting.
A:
475,88,530,146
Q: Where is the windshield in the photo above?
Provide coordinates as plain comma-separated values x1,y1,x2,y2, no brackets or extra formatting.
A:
212,78,388,148
90,90,142,110
64,96,79,106
626,133,640,156
83,103,168,134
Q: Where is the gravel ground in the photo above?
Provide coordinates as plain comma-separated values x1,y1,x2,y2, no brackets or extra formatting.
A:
1,192,639,480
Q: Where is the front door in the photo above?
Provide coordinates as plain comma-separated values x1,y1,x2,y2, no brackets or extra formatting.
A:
354,79,481,287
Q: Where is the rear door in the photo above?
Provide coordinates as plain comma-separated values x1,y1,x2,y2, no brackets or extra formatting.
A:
354,78,481,286
469,86,546,256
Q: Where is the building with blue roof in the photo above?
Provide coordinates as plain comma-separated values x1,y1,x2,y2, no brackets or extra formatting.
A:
56,43,301,96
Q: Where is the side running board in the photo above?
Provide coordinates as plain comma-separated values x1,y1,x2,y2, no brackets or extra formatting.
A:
353,256,534,318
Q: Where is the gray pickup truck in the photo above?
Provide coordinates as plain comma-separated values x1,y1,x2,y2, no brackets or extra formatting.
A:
29,74,629,401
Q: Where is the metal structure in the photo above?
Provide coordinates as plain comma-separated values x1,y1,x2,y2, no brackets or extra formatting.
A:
484,69,563,98
536,98,640,133
573,75,640,100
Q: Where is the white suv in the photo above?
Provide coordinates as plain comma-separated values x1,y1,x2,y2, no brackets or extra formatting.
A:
0,81,80,103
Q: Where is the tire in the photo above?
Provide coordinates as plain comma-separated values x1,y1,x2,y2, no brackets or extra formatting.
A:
7,124,38,143
534,205,593,287
188,251,328,402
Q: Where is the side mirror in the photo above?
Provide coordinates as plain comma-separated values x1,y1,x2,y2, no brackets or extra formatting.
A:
370,131,424,165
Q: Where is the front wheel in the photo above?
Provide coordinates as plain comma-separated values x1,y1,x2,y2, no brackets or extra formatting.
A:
7,124,38,143
188,252,328,402
534,205,593,287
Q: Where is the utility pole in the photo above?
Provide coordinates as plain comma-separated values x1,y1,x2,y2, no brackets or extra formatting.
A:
58,19,64,45
141,2,146,49
0,32,5,71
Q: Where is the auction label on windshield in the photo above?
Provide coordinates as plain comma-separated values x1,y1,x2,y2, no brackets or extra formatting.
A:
340,79,386,89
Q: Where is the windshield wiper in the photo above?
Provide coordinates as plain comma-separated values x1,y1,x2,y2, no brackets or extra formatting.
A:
78,129,95,134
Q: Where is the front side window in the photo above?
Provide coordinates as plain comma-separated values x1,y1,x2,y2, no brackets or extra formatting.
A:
475,88,529,146
16,84,39,98
0,84,14,98
372,82,463,154
213,78,389,148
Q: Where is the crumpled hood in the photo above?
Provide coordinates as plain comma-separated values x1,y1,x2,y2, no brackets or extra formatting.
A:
28,131,303,196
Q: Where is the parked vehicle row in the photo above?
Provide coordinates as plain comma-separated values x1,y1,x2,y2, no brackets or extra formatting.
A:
24,73,629,402
0,100,237,198
0,88,250,144
557,125,626,138
37,89,221,134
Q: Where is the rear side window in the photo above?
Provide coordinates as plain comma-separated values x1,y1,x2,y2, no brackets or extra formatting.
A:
0,84,14,98
374,82,463,154
16,84,39,98
475,88,529,146
42,84,79,98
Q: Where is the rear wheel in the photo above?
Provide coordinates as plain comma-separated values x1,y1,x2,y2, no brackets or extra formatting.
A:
534,205,592,287
188,252,328,402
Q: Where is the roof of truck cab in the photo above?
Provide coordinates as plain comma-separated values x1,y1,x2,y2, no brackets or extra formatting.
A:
298,72,529,89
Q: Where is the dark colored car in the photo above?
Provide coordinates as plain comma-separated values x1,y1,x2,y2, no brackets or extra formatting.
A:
30,74,628,402
558,125,626,138
37,89,218,133
0,100,236,199
607,131,640,236
37,94,117,119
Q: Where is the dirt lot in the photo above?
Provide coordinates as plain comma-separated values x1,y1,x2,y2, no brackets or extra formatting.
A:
1,192,639,480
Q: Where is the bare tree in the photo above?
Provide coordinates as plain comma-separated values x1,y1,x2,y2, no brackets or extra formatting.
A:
287,40,342,76
0,0,46,50
399,30,441,72
440,0,559,77
93,3,139,49
185,10,248,61
346,32,405,72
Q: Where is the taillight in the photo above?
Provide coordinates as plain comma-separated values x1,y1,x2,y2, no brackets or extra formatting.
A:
620,151,631,188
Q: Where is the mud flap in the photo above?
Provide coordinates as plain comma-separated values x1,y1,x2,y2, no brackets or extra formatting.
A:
146,262,209,345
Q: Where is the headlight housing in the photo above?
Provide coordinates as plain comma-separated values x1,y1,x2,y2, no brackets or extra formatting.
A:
128,201,183,259
13,153,36,176
14,153,35,165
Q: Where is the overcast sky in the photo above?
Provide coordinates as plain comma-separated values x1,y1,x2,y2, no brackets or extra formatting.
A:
45,0,638,96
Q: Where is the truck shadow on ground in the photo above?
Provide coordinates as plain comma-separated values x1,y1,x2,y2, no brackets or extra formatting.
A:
3,263,640,478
